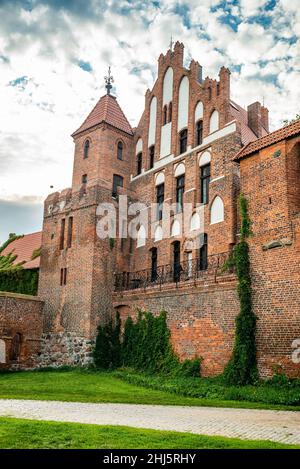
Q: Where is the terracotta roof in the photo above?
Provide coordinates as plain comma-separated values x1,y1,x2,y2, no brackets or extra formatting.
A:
1,232,42,269
72,94,133,137
234,119,300,161
229,101,268,146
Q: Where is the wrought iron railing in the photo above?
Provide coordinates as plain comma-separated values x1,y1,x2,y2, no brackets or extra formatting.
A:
114,252,233,292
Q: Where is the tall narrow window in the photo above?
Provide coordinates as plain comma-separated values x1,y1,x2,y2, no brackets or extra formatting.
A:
149,146,155,169
60,268,67,286
60,218,65,250
84,140,90,159
176,175,185,213
112,174,124,198
150,247,158,282
136,152,142,175
200,164,211,204
168,102,172,122
196,120,203,146
156,183,164,221
63,268,67,285
208,86,212,100
82,174,87,184
199,233,208,271
67,216,73,249
163,105,167,125
173,241,181,282
117,141,123,160
179,129,188,154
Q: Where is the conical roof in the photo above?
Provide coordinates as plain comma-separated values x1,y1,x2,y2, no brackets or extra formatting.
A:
72,94,133,137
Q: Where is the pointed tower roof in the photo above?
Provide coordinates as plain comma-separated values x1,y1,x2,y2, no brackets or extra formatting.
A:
72,94,133,137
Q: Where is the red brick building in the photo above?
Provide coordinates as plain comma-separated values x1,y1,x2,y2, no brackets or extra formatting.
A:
38,42,300,376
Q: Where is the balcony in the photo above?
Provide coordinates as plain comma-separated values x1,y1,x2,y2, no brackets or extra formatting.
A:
114,252,233,292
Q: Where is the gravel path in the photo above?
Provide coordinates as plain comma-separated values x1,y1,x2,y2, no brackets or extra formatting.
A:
0,399,300,444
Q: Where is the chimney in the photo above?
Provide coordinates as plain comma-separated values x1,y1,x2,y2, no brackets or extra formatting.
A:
247,102,262,138
261,106,269,133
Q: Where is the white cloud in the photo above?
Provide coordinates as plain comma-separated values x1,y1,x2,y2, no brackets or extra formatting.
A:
0,0,298,218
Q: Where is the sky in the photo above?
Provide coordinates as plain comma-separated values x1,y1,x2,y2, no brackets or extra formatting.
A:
0,0,299,243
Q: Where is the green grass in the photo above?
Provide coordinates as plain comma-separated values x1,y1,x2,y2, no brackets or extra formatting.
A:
0,368,300,411
0,417,298,449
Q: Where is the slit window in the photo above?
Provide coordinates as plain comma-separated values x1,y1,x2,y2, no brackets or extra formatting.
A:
60,218,65,250
84,140,90,159
67,216,73,249
117,141,123,160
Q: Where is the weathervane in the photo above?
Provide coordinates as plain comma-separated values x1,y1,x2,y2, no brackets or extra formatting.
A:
104,66,114,95
169,35,174,51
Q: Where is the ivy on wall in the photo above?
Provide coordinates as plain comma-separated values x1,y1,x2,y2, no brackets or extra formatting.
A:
223,194,258,385
94,310,201,377
0,233,39,295
0,269,39,296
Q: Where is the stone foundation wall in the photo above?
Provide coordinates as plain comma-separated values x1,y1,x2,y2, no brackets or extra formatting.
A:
38,332,94,368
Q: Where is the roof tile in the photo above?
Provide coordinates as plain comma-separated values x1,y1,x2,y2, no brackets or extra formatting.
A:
234,119,300,161
72,94,133,137
1,232,42,269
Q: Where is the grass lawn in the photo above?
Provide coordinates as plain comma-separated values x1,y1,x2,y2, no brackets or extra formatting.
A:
0,369,300,411
0,417,298,449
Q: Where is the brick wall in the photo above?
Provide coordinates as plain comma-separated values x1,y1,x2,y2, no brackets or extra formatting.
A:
240,134,300,378
113,274,239,376
0,292,43,369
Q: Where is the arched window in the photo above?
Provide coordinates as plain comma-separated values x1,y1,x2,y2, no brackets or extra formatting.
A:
168,102,172,123
10,333,22,361
171,219,181,237
84,139,90,159
210,196,224,224
154,225,163,242
196,120,203,146
179,129,188,154
163,105,168,125
117,141,123,160
190,213,201,231
136,152,142,175
137,225,146,248
209,110,219,134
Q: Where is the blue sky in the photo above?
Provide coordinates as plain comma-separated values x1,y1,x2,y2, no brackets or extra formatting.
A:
0,0,299,243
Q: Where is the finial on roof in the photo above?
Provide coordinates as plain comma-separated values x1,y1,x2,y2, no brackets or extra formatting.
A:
169,35,174,51
104,66,114,95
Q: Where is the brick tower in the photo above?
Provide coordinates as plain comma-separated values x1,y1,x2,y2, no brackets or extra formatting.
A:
38,70,134,366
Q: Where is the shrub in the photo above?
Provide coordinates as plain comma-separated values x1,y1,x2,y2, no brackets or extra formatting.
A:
94,310,202,377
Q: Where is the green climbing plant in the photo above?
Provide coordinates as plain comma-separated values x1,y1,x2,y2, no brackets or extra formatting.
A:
94,310,201,377
223,194,258,385
0,233,39,295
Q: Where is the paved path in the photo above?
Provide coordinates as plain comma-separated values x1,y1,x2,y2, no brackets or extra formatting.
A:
0,399,300,445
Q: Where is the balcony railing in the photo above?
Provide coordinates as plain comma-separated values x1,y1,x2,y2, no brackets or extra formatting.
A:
114,252,233,292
